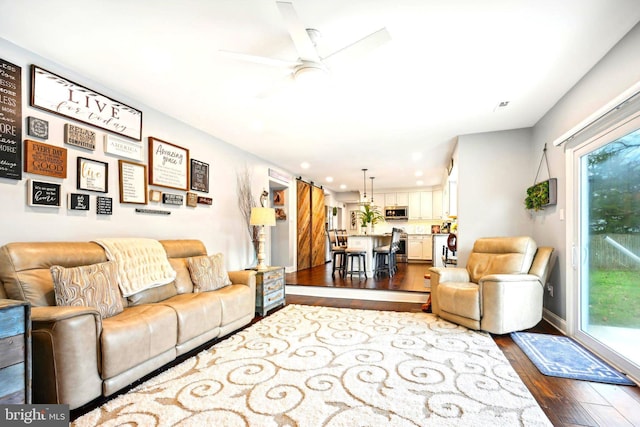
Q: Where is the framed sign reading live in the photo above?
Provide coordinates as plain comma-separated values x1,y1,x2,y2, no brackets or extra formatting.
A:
30,65,143,141
0,58,22,180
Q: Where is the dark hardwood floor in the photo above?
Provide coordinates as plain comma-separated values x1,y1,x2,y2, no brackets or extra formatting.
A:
285,262,640,427
286,259,431,293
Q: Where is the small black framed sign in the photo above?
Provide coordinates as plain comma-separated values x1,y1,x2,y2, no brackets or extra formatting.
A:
68,193,90,211
77,157,108,193
162,193,183,205
96,196,113,215
28,178,61,208
190,159,209,193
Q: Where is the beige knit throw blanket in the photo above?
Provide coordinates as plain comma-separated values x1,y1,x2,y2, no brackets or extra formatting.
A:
93,238,176,297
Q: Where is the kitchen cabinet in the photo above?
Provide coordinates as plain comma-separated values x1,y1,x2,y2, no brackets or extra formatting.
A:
407,235,432,261
384,192,408,207
432,189,443,219
443,181,457,217
408,191,433,219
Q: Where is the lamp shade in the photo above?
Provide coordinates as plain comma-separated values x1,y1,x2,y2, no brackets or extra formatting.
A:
250,207,276,227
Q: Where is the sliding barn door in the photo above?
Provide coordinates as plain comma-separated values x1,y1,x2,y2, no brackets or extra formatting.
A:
297,180,312,270
296,180,326,270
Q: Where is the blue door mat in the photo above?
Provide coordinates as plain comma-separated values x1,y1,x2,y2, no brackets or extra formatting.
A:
511,332,636,386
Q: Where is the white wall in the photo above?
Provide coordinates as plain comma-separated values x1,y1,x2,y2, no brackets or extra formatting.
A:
530,22,640,320
456,128,534,266
0,38,296,272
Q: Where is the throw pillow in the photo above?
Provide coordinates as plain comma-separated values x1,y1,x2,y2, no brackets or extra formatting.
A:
50,261,124,318
186,253,232,292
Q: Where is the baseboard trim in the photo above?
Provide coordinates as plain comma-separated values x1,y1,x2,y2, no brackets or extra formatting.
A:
286,284,428,303
542,308,567,334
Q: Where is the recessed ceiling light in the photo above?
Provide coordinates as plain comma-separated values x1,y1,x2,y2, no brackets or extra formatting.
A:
416,180,424,186
300,162,310,169
415,170,423,177
326,176,334,182
340,184,347,190
411,152,423,162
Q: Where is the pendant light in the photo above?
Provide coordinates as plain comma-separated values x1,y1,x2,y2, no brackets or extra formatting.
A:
361,168,368,204
370,176,375,205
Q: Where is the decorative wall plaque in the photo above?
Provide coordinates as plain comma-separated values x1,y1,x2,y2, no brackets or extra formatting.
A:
68,193,90,211
31,65,143,140
64,123,96,150
118,159,148,204
186,192,197,207
190,159,209,193
0,58,22,180
28,179,61,208
162,193,183,205
148,137,189,190
77,157,108,193
149,189,162,202
135,208,171,215
104,134,143,161
197,196,213,205
96,196,113,215
27,116,48,139
24,139,68,178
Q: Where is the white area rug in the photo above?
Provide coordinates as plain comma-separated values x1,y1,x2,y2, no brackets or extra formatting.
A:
73,305,551,426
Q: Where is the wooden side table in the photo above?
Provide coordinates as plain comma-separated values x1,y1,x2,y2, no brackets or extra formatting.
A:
0,299,31,404
252,267,285,316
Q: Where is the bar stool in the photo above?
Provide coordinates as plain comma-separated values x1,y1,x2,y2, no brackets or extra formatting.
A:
373,228,399,277
345,247,367,279
328,229,346,278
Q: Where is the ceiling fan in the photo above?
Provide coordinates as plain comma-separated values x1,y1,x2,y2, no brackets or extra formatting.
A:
219,1,391,89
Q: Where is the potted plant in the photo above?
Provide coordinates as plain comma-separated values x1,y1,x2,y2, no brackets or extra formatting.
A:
525,178,557,211
332,206,338,216
356,204,384,233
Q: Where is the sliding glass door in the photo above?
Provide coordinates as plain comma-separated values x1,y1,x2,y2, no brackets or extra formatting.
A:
570,120,640,382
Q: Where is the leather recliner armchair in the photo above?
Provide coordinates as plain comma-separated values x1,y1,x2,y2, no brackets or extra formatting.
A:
429,236,553,334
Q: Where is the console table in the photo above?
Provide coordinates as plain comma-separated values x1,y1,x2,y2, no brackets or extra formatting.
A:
0,299,31,404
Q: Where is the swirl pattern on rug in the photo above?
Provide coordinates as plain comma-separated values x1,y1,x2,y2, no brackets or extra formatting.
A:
73,304,551,426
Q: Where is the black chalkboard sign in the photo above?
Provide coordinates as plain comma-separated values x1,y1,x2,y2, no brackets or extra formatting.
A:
162,193,183,205
28,179,61,207
190,159,209,193
68,193,90,210
0,58,22,180
96,196,113,215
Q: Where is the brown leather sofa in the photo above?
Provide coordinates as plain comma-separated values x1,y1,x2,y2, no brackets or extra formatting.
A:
0,239,256,410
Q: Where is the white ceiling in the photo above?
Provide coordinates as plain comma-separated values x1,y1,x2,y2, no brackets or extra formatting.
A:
2,0,640,193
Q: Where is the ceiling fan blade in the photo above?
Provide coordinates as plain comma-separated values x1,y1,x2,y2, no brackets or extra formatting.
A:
255,73,296,99
218,50,301,68
323,27,391,69
276,1,321,62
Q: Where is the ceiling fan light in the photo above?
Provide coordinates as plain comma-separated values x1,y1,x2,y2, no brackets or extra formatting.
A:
294,64,328,84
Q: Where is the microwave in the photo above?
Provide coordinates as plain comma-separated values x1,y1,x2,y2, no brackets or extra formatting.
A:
384,206,408,220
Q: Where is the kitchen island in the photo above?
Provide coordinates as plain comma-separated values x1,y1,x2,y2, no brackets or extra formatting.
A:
346,234,392,276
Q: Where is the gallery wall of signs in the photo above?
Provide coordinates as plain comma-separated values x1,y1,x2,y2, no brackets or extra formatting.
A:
0,58,212,215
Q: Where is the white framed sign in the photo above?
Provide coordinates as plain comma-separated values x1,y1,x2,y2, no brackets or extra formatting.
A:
104,134,143,161
148,137,189,191
119,159,148,204
30,65,142,140
77,157,108,193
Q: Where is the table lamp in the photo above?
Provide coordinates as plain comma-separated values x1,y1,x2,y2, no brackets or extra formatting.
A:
250,207,276,270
